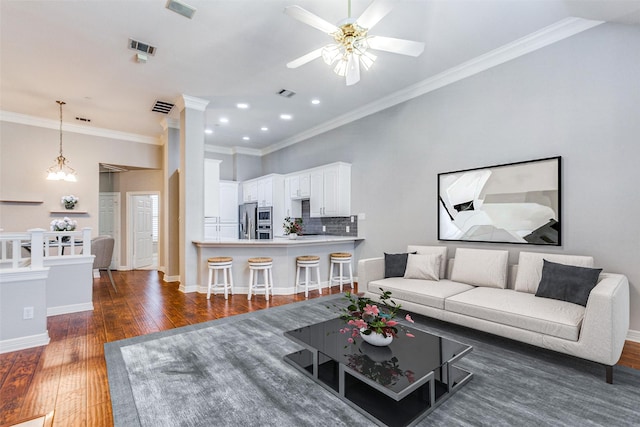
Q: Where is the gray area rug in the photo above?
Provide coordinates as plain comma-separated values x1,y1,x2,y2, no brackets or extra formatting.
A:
105,294,640,426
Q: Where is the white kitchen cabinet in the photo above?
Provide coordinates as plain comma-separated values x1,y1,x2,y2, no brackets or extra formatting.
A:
309,163,351,218
242,180,258,203
289,173,310,199
204,159,221,217
219,181,238,223
257,176,273,207
284,177,302,218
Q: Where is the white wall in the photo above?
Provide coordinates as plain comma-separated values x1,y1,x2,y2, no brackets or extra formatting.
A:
0,121,162,234
262,23,640,332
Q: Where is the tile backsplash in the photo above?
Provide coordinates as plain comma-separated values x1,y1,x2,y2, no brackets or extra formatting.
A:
296,200,357,236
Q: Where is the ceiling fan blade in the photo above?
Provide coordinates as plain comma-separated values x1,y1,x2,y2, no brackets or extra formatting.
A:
286,47,323,68
345,54,360,86
367,36,425,57
356,1,393,30
284,5,339,34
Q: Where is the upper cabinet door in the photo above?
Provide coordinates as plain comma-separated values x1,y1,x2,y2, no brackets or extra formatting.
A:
299,173,311,198
204,159,221,217
219,181,238,223
257,177,273,207
309,170,324,217
242,180,257,203
289,175,300,199
322,165,340,217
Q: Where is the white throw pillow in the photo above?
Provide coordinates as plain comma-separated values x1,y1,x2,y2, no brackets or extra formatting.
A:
406,245,448,278
514,252,595,294
404,253,441,281
450,248,509,289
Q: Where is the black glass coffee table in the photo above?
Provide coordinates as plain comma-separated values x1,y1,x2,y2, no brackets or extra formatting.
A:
284,317,472,427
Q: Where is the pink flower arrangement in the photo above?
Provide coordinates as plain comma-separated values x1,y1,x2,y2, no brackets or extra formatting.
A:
338,289,416,342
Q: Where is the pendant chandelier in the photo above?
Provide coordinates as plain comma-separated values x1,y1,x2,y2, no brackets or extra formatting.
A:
46,100,77,182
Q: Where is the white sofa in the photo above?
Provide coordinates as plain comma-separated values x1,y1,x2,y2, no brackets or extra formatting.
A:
358,246,630,383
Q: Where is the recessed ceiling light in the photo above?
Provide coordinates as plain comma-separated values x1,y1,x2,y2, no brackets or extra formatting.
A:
236,103,249,109
204,128,213,134
242,136,250,141
311,99,320,105
280,114,292,120
261,126,269,131
219,117,229,123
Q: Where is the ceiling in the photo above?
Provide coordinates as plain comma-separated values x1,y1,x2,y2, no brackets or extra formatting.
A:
2,0,639,153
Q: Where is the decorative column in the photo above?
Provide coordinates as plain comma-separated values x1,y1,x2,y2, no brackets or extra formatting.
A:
160,117,181,282
176,95,209,292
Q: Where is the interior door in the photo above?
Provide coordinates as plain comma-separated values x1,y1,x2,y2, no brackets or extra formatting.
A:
133,195,153,268
99,192,120,268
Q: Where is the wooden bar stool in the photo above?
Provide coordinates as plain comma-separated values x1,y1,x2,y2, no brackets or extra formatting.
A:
296,255,322,298
248,257,273,301
329,252,353,292
207,256,234,300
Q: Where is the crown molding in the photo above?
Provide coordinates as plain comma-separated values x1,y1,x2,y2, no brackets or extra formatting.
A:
205,144,261,156
175,95,210,112
0,110,161,145
262,17,603,156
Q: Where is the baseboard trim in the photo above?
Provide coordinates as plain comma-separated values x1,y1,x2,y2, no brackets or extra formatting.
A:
47,302,94,316
627,329,640,343
163,274,180,283
0,332,50,354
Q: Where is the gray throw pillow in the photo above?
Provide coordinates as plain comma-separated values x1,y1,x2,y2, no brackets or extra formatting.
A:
384,252,414,278
535,259,602,306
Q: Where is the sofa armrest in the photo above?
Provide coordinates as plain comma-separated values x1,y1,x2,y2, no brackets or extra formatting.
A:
357,257,384,291
546,273,629,366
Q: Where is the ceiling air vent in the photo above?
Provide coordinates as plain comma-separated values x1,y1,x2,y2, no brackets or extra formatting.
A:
75,116,91,123
152,100,175,114
277,89,296,98
166,0,196,19
129,38,156,56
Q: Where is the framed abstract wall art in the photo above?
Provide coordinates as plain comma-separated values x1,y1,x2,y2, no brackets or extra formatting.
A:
438,156,561,245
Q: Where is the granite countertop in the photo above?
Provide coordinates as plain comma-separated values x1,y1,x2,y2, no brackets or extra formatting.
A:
193,235,363,247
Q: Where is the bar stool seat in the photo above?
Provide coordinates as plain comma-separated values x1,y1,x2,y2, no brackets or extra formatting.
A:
296,255,322,298
207,256,234,300
248,257,273,301
329,252,353,292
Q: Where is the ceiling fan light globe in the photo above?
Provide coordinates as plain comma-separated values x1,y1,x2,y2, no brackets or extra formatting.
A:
321,45,341,65
333,59,348,77
359,51,377,70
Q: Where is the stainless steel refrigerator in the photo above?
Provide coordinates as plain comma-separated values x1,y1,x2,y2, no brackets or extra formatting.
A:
238,202,257,239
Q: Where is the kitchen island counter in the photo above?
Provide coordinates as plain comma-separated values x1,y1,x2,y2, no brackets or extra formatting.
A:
192,236,363,295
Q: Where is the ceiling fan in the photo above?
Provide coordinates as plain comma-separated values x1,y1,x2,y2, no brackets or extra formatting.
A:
284,0,425,86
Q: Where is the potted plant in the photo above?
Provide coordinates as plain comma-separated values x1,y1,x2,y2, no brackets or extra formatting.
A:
61,194,78,210
338,289,415,346
50,217,77,242
283,216,303,239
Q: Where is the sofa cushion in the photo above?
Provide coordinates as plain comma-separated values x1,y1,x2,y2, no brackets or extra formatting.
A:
450,248,509,289
535,259,602,306
404,253,440,281
407,245,448,278
368,278,474,310
445,287,585,341
384,252,413,278
514,252,595,294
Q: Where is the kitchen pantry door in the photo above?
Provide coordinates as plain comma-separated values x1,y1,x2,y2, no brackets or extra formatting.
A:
130,194,154,269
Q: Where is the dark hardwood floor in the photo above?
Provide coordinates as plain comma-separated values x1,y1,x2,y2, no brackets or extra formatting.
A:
0,270,638,427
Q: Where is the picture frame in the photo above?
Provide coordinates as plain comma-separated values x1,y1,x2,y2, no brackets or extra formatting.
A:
438,156,561,245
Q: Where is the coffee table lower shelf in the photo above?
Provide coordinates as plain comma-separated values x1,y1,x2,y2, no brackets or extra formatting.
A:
284,349,473,427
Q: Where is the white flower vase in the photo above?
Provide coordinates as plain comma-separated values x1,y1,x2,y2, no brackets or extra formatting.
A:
288,233,297,240
360,329,393,347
